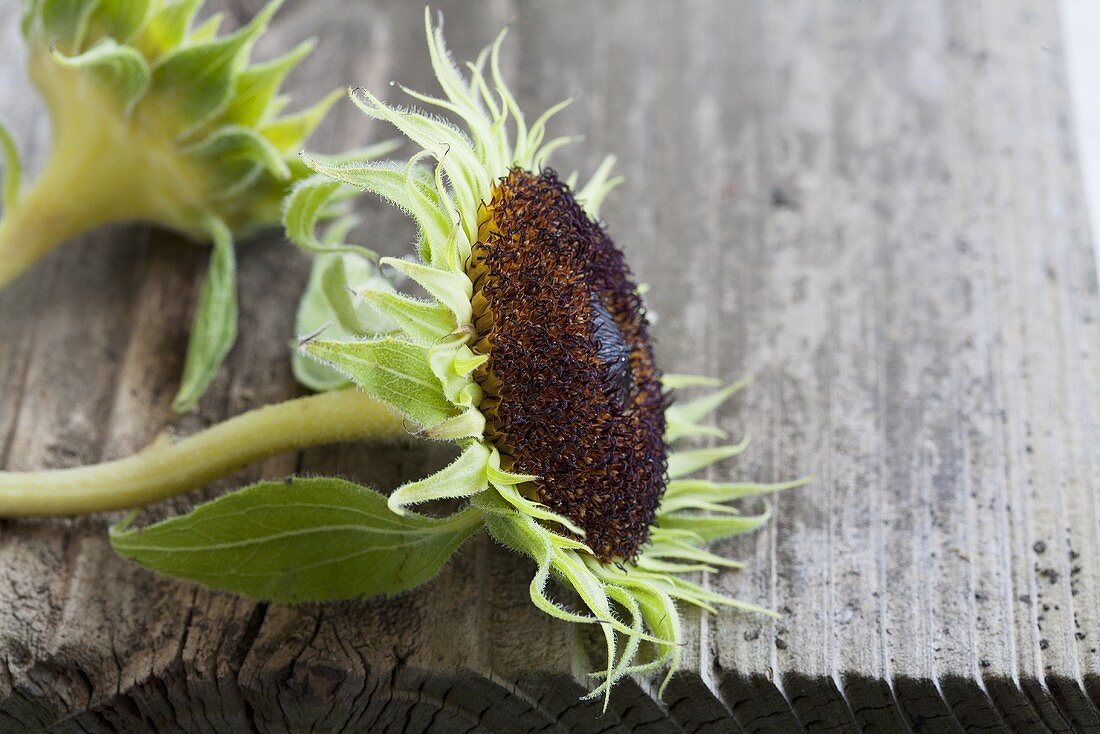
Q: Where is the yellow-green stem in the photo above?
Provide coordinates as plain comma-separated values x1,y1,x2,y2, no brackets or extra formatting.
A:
0,389,407,516
0,145,124,288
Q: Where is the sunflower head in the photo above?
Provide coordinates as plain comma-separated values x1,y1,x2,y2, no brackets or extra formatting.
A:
470,166,668,562
287,9,805,702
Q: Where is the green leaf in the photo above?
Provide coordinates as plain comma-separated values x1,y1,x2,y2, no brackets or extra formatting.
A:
349,87,485,225
84,0,151,45
310,147,455,265
39,0,100,51
142,0,282,135
303,337,455,428
110,477,484,603
301,153,453,266
173,217,237,412
130,0,201,59
51,39,150,113
220,38,315,127
0,121,21,210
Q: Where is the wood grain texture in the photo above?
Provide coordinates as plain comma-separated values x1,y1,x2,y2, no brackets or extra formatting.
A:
1,0,1098,731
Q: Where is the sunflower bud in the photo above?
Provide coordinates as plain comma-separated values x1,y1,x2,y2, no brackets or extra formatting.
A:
0,0,387,410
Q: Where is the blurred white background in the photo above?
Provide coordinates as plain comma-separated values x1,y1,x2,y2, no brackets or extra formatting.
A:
1062,0,1100,268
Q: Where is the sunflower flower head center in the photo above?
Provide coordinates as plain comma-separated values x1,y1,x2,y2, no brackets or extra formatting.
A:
467,167,667,561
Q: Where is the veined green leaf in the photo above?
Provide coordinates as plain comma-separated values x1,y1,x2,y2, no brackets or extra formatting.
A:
142,0,282,135
130,0,202,59
300,156,412,200
0,121,21,210
172,217,237,412
84,0,152,45
220,38,315,127
110,477,485,603
51,39,150,114
303,337,455,428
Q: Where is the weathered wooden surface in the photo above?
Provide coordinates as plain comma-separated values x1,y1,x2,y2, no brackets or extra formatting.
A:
1,0,1098,731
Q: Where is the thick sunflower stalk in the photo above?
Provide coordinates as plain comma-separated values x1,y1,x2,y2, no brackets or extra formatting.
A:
0,0,391,410
0,10,807,704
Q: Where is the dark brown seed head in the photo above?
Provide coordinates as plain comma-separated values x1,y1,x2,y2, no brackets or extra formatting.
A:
468,168,667,561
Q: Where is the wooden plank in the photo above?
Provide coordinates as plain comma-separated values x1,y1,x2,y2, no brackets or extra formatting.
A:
0,0,1098,731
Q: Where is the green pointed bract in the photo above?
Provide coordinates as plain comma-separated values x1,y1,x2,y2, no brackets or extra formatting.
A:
388,441,490,515
363,291,455,344
86,0,154,45
303,337,457,429
380,257,473,325
664,375,752,442
667,437,751,478
2,0,365,412
660,504,774,543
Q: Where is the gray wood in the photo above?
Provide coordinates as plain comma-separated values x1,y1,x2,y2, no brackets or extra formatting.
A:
1,0,1098,731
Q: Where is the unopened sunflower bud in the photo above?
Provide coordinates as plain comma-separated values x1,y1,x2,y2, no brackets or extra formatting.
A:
0,0,394,410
